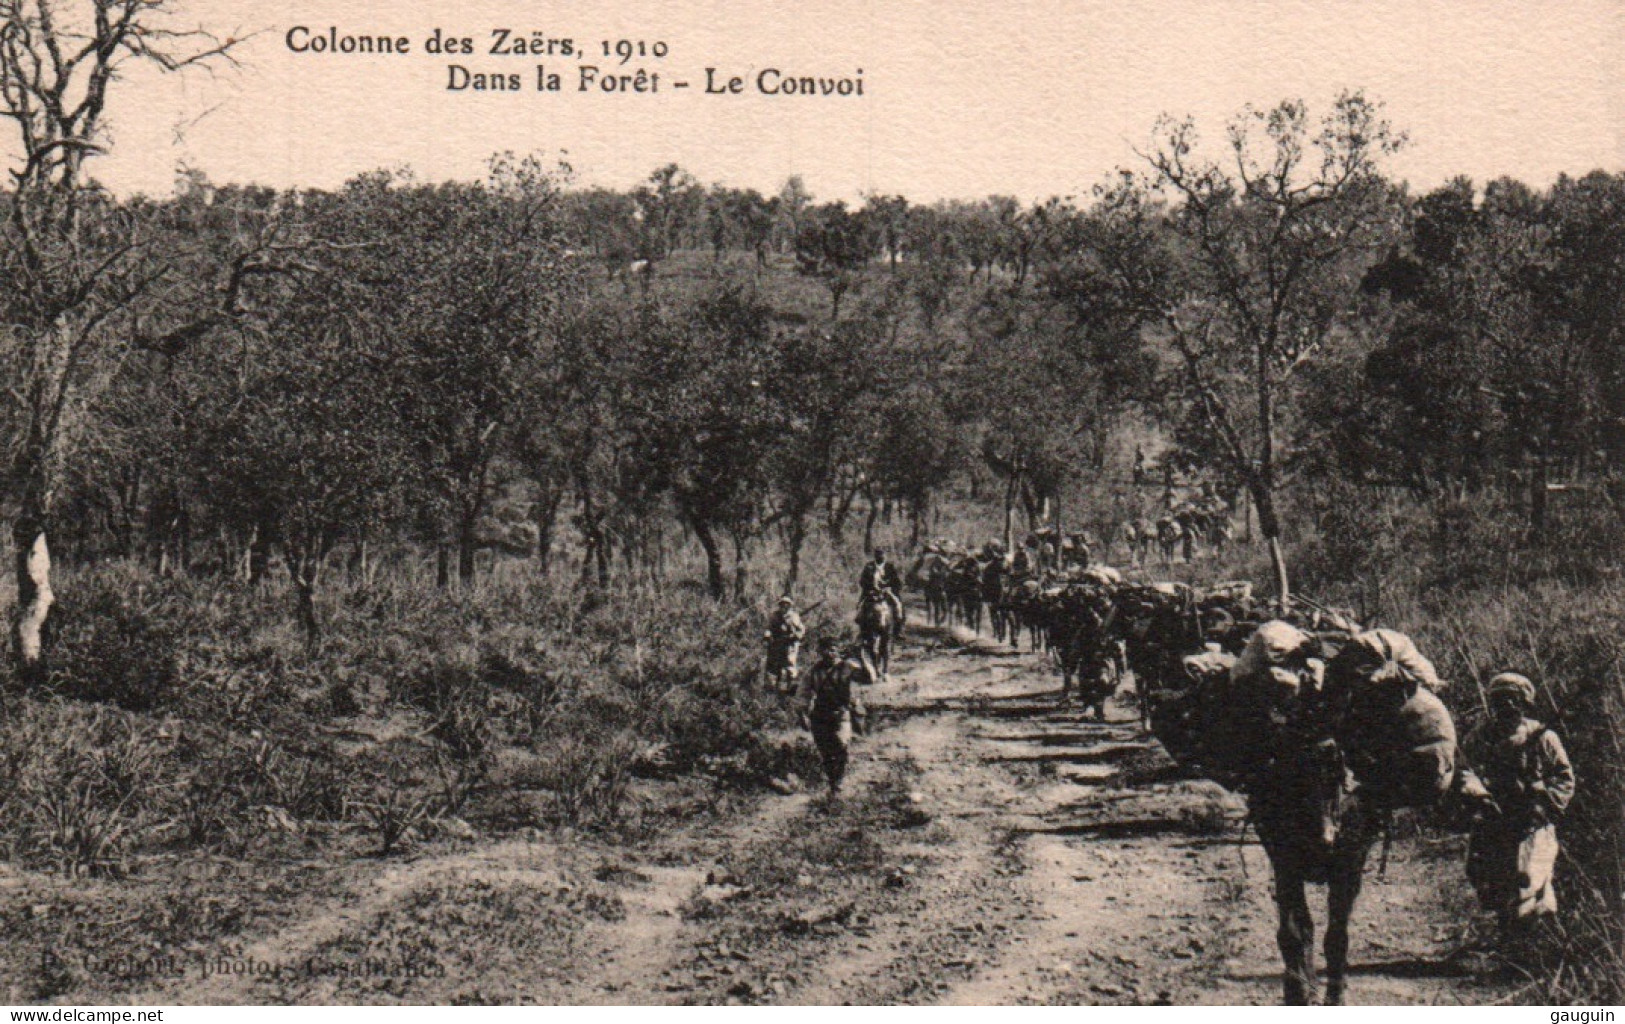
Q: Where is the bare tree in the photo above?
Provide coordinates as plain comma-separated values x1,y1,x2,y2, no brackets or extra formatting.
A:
0,0,243,679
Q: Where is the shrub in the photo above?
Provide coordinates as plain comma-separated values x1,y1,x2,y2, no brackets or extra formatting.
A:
44,568,196,712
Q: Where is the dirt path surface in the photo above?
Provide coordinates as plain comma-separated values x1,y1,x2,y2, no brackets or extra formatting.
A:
124,619,1506,1006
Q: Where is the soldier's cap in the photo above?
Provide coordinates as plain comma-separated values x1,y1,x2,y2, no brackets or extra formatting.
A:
1488,672,1536,706
779,595,794,606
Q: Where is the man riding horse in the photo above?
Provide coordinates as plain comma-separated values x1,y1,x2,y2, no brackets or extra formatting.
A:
859,548,904,640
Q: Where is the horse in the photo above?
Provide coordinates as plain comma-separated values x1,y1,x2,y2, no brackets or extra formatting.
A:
1113,583,1202,734
1007,576,1048,653
1153,626,1393,1006
855,588,894,683
908,549,952,626
980,558,1011,643
947,555,983,631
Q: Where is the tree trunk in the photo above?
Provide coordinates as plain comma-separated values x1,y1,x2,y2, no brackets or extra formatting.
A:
239,526,256,582
829,479,859,542
595,530,611,588
731,532,748,602
457,511,478,585
1253,484,1290,609
863,492,880,554
1003,475,1018,555
113,472,140,559
784,513,808,594
350,538,372,586
533,487,563,573
1528,452,1549,544
691,516,726,600
249,517,275,586
287,550,321,652
578,534,598,588
13,516,54,685
436,546,451,588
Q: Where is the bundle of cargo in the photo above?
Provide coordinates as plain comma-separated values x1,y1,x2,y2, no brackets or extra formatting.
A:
1149,619,1458,812
1325,629,1457,809
1078,564,1124,587
1205,621,1327,783
1149,642,1240,765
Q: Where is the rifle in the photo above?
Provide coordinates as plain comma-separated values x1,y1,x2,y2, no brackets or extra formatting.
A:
1290,593,1360,631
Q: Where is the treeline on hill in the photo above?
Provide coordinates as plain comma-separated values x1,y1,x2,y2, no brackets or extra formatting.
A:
0,83,1622,999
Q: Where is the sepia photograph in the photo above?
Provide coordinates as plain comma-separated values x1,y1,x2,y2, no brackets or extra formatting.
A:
0,0,1621,1010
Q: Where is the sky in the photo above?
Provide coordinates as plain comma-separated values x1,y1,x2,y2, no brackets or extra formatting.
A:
64,0,1625,203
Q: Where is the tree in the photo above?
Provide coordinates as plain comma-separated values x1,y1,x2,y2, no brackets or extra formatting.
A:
766,316,896,590
629,288,781,598
0,0,280,679
358,157,575,586
1357,173,1625,539
1130,93,1405,602
961,291,1110,550
775,175,813,252
195,190,409,646
632,163,702,264
862,194,910,271
795,202,878,319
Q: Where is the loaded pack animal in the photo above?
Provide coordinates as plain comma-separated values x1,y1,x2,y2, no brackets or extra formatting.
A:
1148,620,1457,1005
1062,531,1092,570
947,554,984,631
1174,505,1202,562
1045,577,1122,719
980,556,1012,644
1006,575,1050,653
1112,583,1206,732
908,547,953,626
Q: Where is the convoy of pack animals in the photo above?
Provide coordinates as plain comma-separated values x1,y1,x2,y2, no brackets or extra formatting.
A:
903,528,1461,1006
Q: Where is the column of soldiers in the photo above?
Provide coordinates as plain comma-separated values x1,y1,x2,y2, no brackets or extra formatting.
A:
763,543,1578,963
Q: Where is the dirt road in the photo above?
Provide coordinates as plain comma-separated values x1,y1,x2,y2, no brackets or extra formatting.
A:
127,620,1506,1006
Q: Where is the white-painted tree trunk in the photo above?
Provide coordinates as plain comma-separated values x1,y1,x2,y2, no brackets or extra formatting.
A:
14,524,54,678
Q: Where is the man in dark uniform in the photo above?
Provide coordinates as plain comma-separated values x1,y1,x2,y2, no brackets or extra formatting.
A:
798,637,869,796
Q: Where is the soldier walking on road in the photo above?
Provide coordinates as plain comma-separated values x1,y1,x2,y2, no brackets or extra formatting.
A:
764,596,806,691
1459,672,1576,947
798,637,869,797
